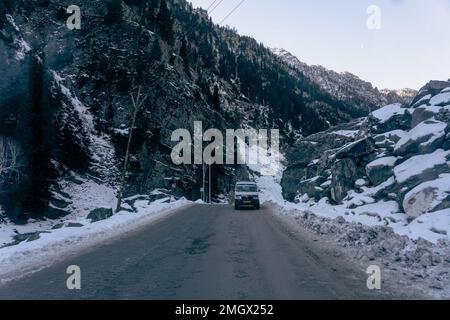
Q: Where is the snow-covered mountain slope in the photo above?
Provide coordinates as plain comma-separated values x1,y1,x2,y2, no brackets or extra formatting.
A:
272,48,416,113
282,79,450,243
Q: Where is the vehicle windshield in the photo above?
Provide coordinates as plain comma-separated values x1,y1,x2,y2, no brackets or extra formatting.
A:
235,184,258,192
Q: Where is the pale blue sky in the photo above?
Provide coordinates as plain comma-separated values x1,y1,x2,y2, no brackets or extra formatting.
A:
189,0,450,90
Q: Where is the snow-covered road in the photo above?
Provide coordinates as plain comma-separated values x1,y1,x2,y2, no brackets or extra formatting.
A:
0,204,407,300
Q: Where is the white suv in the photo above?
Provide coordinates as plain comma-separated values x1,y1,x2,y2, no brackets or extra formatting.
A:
234,182,260,210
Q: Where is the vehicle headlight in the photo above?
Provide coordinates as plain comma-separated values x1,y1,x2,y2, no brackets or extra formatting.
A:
235,195,242,199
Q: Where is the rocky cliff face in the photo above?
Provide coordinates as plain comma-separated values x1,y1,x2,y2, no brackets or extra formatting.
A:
272,48,417,114
282,80,450,224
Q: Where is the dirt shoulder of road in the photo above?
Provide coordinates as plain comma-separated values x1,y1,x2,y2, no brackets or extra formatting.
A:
269,203,446,299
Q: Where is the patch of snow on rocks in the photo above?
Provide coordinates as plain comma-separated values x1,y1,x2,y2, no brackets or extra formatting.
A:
394,149,450,184
429,92,450,106
372,103,411,123
395,120,447,151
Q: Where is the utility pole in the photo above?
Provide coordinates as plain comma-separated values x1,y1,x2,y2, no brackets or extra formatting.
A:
202,162,206,202
209,164,212,204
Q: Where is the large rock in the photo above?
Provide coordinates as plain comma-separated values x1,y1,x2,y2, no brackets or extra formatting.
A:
411,107,437,128
394,149,450,186
410,80,450,106
370,104,412,134
366,156,397,185
297,176,327,201
402,174,450,218
394,120,447,156
87,208,113,222
373,130,407,151
445,125,450,151
12,231,50,244
281,161,310,201
330,158,359,203
403,187,437,219
45,206,70,219
336,138,375,159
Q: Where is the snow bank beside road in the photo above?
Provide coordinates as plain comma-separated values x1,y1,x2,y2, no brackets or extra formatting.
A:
255,161,450,245
0,198,192,285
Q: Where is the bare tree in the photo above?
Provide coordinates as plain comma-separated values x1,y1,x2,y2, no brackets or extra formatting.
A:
0,136,26,182
115,86,148,213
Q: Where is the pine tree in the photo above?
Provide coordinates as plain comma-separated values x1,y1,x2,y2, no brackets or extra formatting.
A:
211,85,221,110
105,0,123,24
179,37,190,73
151,38,162,61
156,0,174,44
142,0,159,27
24,53,55,218
199,39,214,69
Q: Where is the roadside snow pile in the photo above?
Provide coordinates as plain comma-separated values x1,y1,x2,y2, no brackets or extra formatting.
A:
281,79,450,244
0,197,191,284
274,205,450,298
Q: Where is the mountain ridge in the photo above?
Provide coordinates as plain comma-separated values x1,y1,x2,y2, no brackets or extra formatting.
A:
271,48,417,112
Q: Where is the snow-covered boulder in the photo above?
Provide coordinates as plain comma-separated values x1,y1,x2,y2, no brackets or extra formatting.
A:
366,156,397,185
371,103,408,123
403,174,450,219
410,80,450,107
412,94,432,108
87,208,114,222
429,92,450,106
394,120,447,156
411,105,450,127
393,149,450,185
336,137,375,159
370,103,412,133
374,130,407,150
282,120,363,201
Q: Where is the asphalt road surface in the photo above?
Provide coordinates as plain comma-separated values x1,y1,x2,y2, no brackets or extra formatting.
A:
0,204,385,299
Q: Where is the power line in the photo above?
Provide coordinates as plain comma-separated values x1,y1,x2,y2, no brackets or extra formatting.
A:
184,0,225,38
208,0,225,15
180,0,218,39
205,0,220,11
181,0,247,66
218,0,246,25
